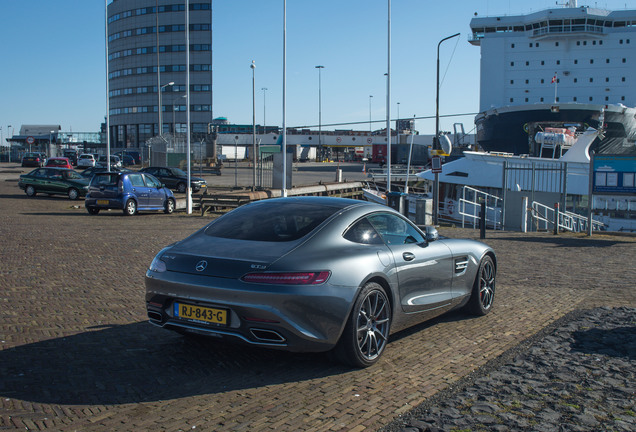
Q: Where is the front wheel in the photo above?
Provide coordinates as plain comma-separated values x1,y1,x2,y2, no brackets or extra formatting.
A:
334,282,391,368
123,199,137,216
466,255,496,316
164,198,175,214
176,182,186,193
68,188,80,200
25,185,36,197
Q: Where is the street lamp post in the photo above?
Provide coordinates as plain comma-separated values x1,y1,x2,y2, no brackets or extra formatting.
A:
251,60,256,191
159,81,174,136
8,125,12,162
315,65,324,162
434,32,461,225
396,101,400,145
369,95,373,134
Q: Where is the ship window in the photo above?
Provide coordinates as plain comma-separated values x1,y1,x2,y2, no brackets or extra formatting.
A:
623,58,627,63
574,59,578,64
525,79,529,84
556,97,560,102
556,60,561,65
622,96,625,101
589,97,593,101
511,43,515,48
525,98,529,102
593,41,597,45
590,78,594,82
620,39,624,44
540,97,544,102
536,43,540,47
606,59,610,64
606,77,610,82
574,78,578,83
605,96,609,101
510,80,514,84
555,42,559,47
628,40,631,44
577,41,581,46
573,97,578,101
511,61,514,66
510,98,514,102
622,77,626,82
526,61,529,66
590,59,594,64
541,79,545,83
599,40,603,45
584,41,587,45
529,43,533,47
541,60,545,65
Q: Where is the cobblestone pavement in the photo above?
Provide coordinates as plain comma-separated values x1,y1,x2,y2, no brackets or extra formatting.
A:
0,164,634,431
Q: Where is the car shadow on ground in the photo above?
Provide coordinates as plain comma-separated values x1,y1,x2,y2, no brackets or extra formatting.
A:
0,322,346,406
571,326,636,360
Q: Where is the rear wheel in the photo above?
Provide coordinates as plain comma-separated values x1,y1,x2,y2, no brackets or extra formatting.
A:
466,255,496,316
334,282,391,368
68,188,79,200
164,198,175,214
25,185,36,197
87,207,100,215
123,199,137,216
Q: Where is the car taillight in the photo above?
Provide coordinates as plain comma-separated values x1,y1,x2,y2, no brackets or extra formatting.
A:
241,271,330,285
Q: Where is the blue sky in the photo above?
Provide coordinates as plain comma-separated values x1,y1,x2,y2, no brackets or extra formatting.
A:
0,0,632,138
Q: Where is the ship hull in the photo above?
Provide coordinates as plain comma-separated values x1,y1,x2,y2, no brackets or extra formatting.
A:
475,103,636,156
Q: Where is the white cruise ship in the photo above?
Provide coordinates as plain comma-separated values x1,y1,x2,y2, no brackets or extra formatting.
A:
469,1,636,156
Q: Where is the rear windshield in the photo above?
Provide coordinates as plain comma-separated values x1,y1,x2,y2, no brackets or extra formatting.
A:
205,201,339,242
91,173,120,186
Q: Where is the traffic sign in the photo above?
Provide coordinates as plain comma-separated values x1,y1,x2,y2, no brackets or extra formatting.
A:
26,136,35,145
431,156,442,173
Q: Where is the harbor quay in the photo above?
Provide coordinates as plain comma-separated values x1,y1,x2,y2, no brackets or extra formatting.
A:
0,162,634,431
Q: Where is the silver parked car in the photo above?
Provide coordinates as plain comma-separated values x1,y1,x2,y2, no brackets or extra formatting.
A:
145,197,496,367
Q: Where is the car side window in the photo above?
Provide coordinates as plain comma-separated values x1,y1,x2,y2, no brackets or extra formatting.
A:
367,213,426,245
128,174,145,187
144,175,161,188
160,168,170,176
343,218,384,245
34,169,47,178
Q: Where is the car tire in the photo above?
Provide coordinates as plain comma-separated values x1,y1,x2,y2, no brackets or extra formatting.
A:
334,282,391,368
123,199,137,216
68,188,80,200
164,198,175,214
25,185,36,197
87,207,100,215
465,255,496,316
176,182,186,193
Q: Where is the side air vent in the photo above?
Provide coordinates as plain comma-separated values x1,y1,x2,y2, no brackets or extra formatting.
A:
455,257,469,274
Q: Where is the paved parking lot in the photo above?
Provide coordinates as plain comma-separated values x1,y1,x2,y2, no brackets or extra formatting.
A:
0,163,634,431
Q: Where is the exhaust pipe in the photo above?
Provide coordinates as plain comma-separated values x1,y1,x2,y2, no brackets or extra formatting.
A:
148,311,163,322
250,328,286,343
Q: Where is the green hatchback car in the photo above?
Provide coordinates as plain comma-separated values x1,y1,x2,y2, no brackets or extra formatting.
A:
18,167,90,200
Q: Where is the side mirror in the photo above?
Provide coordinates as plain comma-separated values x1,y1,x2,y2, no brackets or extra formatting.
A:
424,226,439,242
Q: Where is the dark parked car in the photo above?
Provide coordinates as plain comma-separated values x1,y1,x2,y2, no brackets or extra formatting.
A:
79,166,130,180
18,167,90,200
63,150,78,166
21,152,46,167
140,166,207,193
85,171,176,216
45,157,73,170
145,197,496,367
116,151,140,165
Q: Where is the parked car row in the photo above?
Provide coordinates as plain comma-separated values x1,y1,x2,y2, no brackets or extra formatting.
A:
17,164,206,216
21,152,47,168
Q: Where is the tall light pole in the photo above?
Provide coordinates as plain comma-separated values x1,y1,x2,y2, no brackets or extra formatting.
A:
8,125,12,162
186,0,192,214
434,32,461,225
386,0,392,193
251,60,256,191
282,0,287,197
261,87,268,133
105,0,111,172
369,95,373,133
396,101,400,145
315,65,324,162
159,82,174,136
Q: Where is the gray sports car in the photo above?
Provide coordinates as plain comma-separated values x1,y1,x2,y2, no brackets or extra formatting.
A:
145,196,496,367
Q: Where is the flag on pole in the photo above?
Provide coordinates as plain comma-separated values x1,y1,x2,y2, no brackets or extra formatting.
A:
551,73,557,84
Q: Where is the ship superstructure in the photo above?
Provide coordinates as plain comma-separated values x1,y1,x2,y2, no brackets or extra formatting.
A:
469,1,636,156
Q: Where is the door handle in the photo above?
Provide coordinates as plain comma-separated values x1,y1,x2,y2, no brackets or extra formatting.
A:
402,252,415,261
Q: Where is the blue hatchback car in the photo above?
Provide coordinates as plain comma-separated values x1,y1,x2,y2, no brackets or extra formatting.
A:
85,171,176,216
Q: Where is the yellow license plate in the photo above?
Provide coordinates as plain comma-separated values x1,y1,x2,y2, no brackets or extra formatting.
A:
174,303,227,325
97,200,109,205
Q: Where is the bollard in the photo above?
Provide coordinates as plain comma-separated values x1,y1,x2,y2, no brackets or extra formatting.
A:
480,201,486,239
521,196,529,233
553,202,560,235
